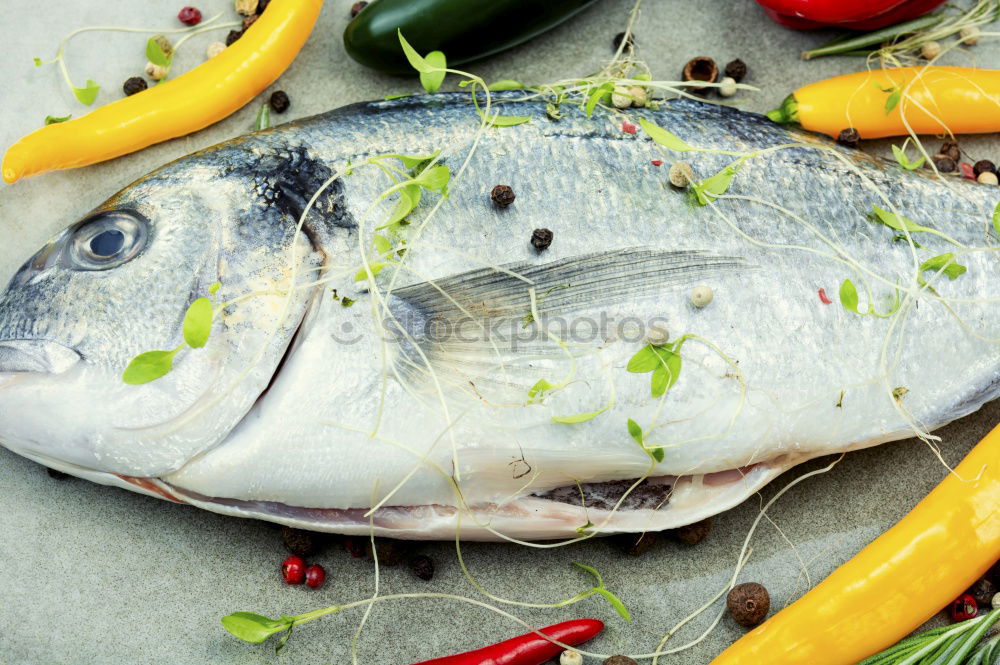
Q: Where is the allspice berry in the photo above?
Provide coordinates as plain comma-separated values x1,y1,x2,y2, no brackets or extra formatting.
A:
727,582,770,627
603,657,639,665
933,155,956,173
836,128,861,149
668,161,694,188
365,537,405,566
491,184,516,208
282,526,316,557
973,159,996,176
940,140,961,162
409,554,435,581
613,31,635,50
724,58,748,83
617,531,658,556
967,577,997,607
682,56,718,93
671,517,712,544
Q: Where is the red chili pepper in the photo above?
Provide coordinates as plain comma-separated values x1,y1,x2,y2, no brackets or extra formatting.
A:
410,619,603,665
755,0,945,30
948,594,978,622
818,288,832,304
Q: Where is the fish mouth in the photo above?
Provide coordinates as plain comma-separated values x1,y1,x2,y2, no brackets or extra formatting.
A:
0,339,81,374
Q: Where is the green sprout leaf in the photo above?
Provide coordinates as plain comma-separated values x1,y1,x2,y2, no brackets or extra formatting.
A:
891,144,924,170
573,562,632,622
692,162,741,205
487,79,524,91
208,282,221,295
487,114,531,128
552,407,609,424
146,37,172,67
397,30,433,74
33,57,43,66
44,114,72,125
73,79,100,106
628,344,682,397
918,253,967,286
373,234,393,256
528,378,554,402
419,50,446,93
839,279,860,314
255,103,270,131
414,165,451,193
884,88,901,114
220,612,290,644
627,418,643,444
869,204,959,246
638,117,693,152
993,202,1000,236
383,93,412,101
575,520,595,535
353,262,388,281
122,349,179,385
182,298,213,349
584,82,614,117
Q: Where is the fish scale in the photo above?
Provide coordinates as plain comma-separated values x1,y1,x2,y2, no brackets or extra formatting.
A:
0,93,997,540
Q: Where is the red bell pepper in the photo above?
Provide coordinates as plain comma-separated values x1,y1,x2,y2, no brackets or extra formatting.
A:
755,0,947,30
410,619,604,665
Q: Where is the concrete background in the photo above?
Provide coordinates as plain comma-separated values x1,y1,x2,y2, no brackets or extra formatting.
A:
0,1,997,663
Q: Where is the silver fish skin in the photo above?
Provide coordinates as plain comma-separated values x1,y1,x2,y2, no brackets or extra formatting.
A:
0,93,997,540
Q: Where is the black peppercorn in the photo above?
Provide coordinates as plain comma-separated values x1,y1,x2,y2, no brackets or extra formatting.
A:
365,537,405,566
225,29,243,46
727,582,770,627
836,128,861,149
940,140,961,162
603,657,639,665
46,467,70,480
270,90,290,114
933,155,956,173
612,31,634,50
531,228,554,252
351,1,368,18
242,14,258,30
682,57,718,94
724,58,747,83
282,526,316,557
409,554,435,581
670,517,712,545
122,76,148,96
491,184,516,208
967,577,997,607
616,531,657,556
973,159,996,176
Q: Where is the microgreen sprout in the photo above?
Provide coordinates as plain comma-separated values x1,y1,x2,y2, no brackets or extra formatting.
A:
627,417,664,462
44,114,72,125
870,204,963,247
891,140,925,170
627,342,683,397
122,294,215,384
839,279,901,318
255,102,271,131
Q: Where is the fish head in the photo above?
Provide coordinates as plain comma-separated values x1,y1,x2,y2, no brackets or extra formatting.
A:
0,149,332,478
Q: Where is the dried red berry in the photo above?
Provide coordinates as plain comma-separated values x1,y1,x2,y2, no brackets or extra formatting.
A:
343,536,366,558
621,121,637,135
178,6,202,25
961,162,976,179
304,563,326,588
281,555,306,584
949,593,978,621
651,160,662,167
818,288,832,304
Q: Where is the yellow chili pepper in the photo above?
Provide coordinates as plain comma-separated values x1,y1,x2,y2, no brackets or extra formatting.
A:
709,425,1000,665
766,66,1000,139
2,0,322,184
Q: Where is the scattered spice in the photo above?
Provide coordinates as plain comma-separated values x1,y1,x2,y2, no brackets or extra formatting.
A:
960,25,981,45
531,228,554,251
961,162,976,179
611,86,632,109
645,324,669,347
921,40,942,60
617,531,658,556
932,155,956,173
282,526,316,557
235,0,259,15
668,161,694,188
973,159,996,176
205,41,226,59
242,14,259,30
153,34,175,60
818,288,832,304
671,517,712,544
341,296,356,307
978,171,999,185
46,467,70,480
612,31,634,50
651,160,662,167
836,128,861,149
304,563,326,588
270,90,291,113
892,386,909,400
727,582,770,627
365,537,404,566
690,285,714,309
145,62,168,81
718,76,737,98
491,184,516,208
603,657,639,665
948,593,977,622
280,555,306,585
560,650,583,665
350,1,368,18
966,577,997,607
225,29,243,46
343,536,366,558
409,554,435,581
122,76,148,96
621,121,637,135
724,58,747,82
178,6,203,26
940,140,961,162
681,56,718,93
627,86,647,107
256,0,270,13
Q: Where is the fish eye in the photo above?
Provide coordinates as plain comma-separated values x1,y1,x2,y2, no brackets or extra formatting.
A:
67,210,148,271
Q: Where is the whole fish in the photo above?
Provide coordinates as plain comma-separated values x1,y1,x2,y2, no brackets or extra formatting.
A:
1,94,997,540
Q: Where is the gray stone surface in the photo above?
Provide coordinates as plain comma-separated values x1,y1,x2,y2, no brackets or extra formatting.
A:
0,1,997,663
